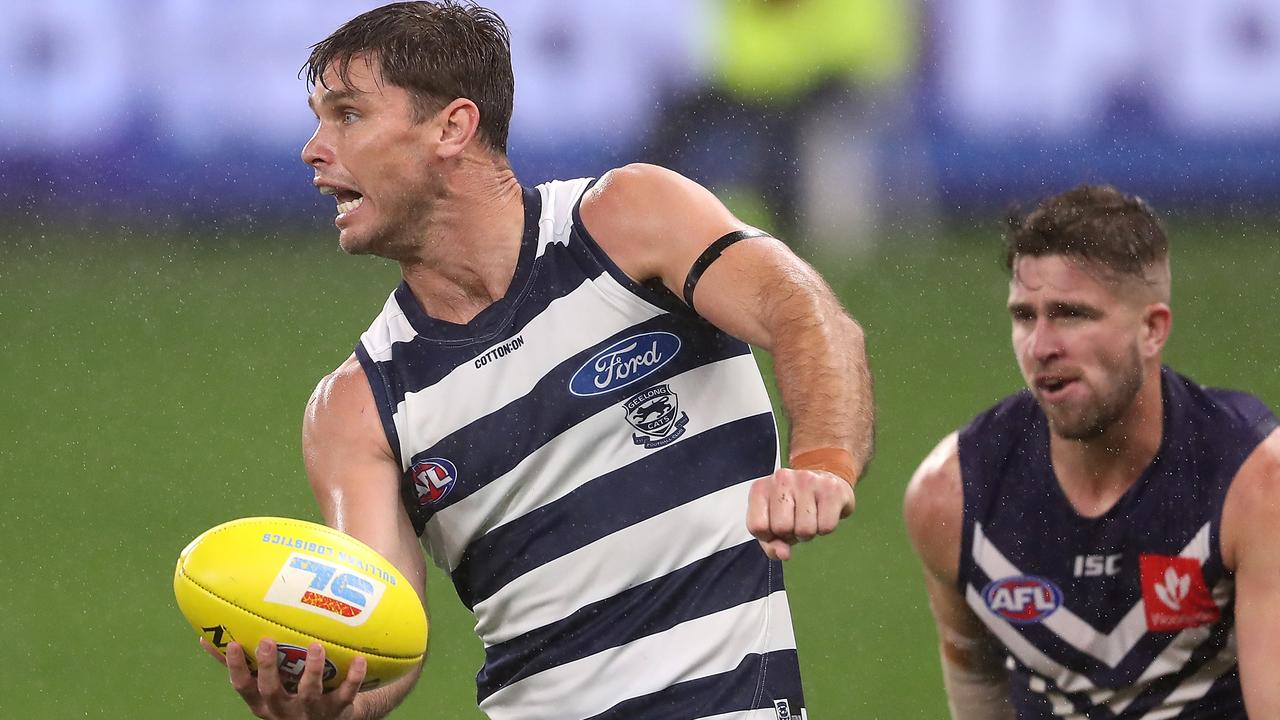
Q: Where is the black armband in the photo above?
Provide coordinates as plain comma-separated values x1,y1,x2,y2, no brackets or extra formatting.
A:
682,229,771,312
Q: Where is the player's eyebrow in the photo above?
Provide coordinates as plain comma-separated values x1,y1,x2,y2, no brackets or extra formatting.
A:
1007,301,1034,317
308,88,361,113
1048,301,1102,318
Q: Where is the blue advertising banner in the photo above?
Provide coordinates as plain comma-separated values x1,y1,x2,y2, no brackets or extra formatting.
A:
2,0,1277,218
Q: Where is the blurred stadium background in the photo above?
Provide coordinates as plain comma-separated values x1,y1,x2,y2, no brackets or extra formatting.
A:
2,1,1278,717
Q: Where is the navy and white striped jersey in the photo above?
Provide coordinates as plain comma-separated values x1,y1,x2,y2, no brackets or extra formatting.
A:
958,367,1278,719
354,179,807,720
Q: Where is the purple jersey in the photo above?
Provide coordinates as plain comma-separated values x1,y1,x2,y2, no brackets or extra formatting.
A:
958,367,1277,719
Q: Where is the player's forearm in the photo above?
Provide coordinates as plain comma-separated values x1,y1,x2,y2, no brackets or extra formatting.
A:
941,654,1015,720
348,664,421,720
769,300,874,473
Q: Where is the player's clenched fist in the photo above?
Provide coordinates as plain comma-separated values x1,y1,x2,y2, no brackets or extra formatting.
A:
747,467,856,561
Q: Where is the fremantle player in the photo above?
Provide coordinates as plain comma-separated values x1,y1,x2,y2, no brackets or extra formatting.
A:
200,2,874,719
904,185,1280,719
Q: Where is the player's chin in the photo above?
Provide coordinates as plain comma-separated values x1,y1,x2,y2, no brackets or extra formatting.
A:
336,229,377,257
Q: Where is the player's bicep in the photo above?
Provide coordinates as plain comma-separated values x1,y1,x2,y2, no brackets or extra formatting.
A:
1222,430,1280,717
904,434,964,580
686,236,840,351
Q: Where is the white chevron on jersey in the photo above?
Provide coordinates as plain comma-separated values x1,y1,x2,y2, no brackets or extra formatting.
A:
967,584,1098,695
474,481,758,646
970,521,1235,716
481,590,796,719
972,522,1220,666
422,354,773,571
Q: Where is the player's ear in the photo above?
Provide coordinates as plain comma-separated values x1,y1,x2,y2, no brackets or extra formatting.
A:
1139,303,1172,357
434,98,481,159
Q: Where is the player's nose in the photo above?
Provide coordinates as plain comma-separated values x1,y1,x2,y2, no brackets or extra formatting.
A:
301,127,332,167
1028,318,1063,362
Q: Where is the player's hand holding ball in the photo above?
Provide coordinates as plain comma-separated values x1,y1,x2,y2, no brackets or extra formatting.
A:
747,449,858,561
174,517,427,717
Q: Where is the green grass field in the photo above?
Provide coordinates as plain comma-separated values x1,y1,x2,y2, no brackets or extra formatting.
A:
2,219,1276,718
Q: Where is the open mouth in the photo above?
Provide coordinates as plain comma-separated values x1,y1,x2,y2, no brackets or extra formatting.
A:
318,185,364,216
336,194,363,215
1035,376,1077,399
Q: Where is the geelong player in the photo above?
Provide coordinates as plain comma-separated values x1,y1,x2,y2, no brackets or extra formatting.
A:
904,185,1280,718
201,2,874,719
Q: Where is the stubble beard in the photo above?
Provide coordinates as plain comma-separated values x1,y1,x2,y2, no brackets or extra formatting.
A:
340,191,432,263
1043,345,1146,441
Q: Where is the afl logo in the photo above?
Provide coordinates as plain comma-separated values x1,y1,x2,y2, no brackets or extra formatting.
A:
569,332,681,397
983,575,1063,624
410,457,458,506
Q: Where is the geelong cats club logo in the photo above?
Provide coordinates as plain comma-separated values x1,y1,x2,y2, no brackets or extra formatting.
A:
410,457,458,506
623,384,689,449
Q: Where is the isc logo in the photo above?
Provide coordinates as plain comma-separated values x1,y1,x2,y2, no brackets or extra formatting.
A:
1073,553,1122,577
265,553,387,627
982,575,1063,624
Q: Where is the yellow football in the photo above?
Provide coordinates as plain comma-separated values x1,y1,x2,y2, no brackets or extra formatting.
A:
174,516,427,692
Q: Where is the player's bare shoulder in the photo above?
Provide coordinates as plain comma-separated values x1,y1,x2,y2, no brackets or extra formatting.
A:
1220,427,1280,571
303,355,395,474
580,163,696,234
579,164,742,284
904,432,964,582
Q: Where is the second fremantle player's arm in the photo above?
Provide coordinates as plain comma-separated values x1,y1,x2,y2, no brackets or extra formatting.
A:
1220,427,1280,718
905,432,1015,720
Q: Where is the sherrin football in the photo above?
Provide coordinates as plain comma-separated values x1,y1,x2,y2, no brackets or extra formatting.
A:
174,516,427,692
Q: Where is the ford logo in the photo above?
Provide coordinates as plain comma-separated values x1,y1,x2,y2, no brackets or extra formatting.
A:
982,575,1063,624
569,332,682,397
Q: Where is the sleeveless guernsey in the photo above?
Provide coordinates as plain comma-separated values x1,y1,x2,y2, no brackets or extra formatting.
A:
355,179,808,720
958,367,1277,719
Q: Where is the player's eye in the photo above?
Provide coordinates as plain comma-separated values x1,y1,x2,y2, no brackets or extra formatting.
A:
341,110,359,125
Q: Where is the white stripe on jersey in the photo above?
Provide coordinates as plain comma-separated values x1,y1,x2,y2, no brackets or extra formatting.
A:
474,481,758,646
971,522,1216,669
480,590,796,720
1136,633,1235,719
696,709,797,720
423,354,774,571
385,273,666,466
533,178,593,258
360,292,418,359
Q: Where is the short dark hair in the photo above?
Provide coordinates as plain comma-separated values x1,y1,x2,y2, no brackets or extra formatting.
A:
1004,184,1169,279
304,1,514,154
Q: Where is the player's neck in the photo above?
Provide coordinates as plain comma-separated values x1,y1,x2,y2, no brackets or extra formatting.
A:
1050,366,1165,518
400,160,524,325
